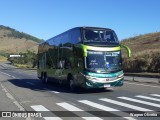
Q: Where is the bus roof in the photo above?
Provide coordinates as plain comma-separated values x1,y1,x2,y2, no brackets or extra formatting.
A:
43,26,114,43
80,26,112,31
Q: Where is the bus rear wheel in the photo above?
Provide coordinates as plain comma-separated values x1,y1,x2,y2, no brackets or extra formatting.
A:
42,73,48,84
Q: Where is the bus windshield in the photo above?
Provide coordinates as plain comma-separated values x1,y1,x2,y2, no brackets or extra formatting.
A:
86,51,122,73
83,29,118,43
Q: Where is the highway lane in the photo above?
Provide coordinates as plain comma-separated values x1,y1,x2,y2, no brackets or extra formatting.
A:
0,62,160,120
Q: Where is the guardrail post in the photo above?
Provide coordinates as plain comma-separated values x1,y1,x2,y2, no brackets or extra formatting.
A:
158,72,160,83
133,75,135,81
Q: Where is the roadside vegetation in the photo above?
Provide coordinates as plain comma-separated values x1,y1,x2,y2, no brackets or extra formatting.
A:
0,25,42,68
7,50,37,68
0,55,7,61
121,32,160,73
122,51,160,72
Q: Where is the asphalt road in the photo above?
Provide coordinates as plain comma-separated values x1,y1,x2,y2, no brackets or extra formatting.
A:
0,62,160,120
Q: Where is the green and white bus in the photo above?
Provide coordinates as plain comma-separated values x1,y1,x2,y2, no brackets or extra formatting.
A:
37,27,131,90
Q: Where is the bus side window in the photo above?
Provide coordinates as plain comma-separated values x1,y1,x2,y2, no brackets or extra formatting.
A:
71,29,81,44
64,59,71,69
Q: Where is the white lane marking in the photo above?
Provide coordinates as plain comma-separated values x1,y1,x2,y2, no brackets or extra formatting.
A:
57,102,83,111
118,96,160,108
124,82,160,88
43,117,62,120
1,83,25,111
0,71,16,78
0,71,11,77
43,88,60,94
150,94,160,98
79,100,119,111
31,105,62,120
26,82,35,85
56,102,103,120
100,98,152,111
136,95,160,102
31,105,50,111
82,117,103,120
50,91,60,94
11,76,16,78
78,100,136,120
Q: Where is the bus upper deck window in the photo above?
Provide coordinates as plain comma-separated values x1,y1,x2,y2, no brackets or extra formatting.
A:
85,30,99,41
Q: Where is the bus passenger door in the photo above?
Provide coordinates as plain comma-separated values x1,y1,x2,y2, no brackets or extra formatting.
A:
41,52,46,70
57,44,65,84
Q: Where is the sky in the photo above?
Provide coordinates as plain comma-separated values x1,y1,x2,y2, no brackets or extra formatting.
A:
0,0,160,41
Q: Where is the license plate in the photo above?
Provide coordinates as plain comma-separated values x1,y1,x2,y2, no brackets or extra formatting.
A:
104,84,111,88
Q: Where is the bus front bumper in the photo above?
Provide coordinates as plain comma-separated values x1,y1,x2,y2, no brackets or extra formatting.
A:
81,71,124,89
85,77,124,89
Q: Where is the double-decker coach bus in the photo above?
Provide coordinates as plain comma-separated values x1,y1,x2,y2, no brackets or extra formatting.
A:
37,27,131,90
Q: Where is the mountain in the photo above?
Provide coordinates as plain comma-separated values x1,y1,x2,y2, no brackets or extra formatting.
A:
0,25,43,54
121,32,160,72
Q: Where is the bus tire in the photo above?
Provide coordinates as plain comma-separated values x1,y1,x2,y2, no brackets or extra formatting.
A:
42,73,48,84
40,72,43,80
58,79,63,85
41,72,45,83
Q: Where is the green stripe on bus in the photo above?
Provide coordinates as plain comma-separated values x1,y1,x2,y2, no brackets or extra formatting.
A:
81,45,121,57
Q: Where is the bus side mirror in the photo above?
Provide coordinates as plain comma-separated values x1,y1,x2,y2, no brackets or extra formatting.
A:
120,45,131,58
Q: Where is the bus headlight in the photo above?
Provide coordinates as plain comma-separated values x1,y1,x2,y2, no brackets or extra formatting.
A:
117,73,124,78
86,75,97,80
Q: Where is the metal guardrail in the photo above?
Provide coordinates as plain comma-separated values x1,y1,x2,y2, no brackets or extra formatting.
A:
124,73,160,84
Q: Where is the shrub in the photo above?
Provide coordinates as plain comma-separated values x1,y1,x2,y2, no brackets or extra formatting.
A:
8,50,37,68
122,51,160,73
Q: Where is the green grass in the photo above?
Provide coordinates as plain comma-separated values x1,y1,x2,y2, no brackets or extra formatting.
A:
14,63,32,68
0,55,7,61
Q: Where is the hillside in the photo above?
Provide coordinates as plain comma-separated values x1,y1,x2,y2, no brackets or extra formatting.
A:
0,25,43,54
121,32,160,72
121,32,160,57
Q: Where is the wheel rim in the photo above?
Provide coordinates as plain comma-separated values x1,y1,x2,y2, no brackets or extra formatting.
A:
45,77,48,83
69,79,74,89
42,76,45,83
59,79,62,85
